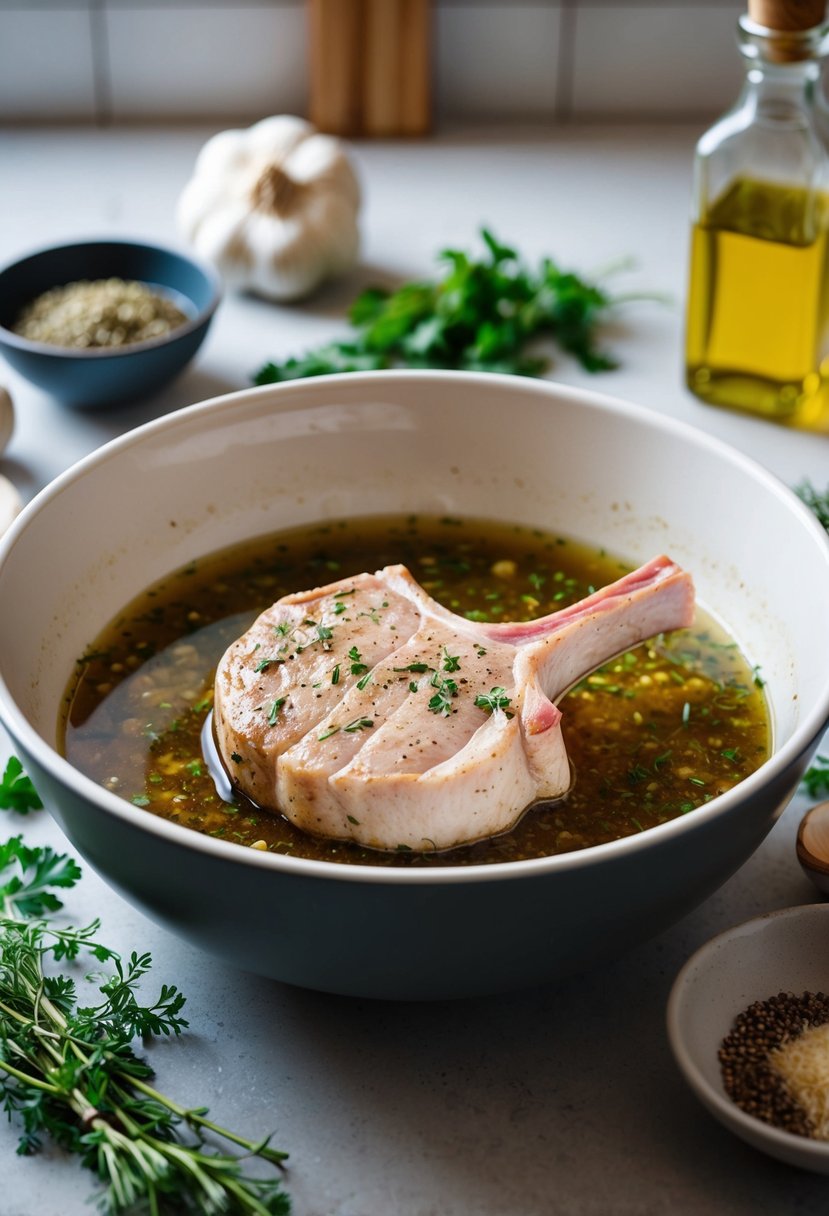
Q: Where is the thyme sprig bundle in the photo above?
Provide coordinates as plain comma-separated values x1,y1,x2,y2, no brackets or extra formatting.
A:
0,823,290,1214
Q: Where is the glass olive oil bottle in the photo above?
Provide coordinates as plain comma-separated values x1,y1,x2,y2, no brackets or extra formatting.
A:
685,0,829,428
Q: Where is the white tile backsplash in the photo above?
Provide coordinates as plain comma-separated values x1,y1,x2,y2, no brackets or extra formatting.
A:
436,3,562,120
0,9,97,120
106,5,307,120
0,1,756,125
571,4,743,119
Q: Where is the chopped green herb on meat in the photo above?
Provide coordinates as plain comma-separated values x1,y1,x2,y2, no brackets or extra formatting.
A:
474,687,515,718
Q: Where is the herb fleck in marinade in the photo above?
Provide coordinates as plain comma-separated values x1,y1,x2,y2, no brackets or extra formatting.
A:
62,515,770,867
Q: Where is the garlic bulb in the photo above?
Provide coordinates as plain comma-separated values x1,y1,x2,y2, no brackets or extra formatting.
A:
0,474,21,537
0,386,20,536
177,115,361,302
0,386,14,456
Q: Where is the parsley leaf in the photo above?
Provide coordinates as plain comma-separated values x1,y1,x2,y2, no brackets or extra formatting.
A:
0,757,43,814
802,755,829,799
0,836,81,918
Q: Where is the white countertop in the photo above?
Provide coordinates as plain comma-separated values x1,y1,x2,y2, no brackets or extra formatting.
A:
1,123,828,1216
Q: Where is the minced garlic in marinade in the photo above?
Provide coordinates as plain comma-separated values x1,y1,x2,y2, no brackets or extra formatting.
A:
61,515,770,867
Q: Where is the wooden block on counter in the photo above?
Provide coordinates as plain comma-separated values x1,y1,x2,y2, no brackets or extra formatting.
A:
364,0,430,137
307,0,431,138
308,0,363,136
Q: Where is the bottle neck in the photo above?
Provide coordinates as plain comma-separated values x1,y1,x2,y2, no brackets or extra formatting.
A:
739,14,829,65
738,15,829,119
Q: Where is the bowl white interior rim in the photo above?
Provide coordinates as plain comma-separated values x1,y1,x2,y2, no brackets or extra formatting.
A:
1,371,828,886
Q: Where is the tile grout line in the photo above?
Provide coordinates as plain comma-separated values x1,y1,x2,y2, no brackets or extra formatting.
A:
555,0,576,122
91,0,112,127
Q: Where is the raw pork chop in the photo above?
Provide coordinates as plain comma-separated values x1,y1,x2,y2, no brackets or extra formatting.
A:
213,556,695,851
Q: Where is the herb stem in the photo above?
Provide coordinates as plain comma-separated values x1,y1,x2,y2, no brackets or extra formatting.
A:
127,1073,289,1164
0,1056,62,1094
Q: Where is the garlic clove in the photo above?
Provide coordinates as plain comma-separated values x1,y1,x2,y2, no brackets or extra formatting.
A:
247,114,315,159
0,386,14,456
796,800,829,894
0,473,22,536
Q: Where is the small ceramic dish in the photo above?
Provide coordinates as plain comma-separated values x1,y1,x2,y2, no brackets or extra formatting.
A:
667,904,829,1173
0,238,221,407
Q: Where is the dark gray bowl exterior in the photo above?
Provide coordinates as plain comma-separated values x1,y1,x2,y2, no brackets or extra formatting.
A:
8,731,816,1001
0,239,220,406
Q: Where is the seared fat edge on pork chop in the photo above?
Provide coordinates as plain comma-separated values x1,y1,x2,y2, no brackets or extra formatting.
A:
214,555,695,852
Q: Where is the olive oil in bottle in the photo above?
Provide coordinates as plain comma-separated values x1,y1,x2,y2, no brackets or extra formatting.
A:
686,178,829,423
684,0,829,429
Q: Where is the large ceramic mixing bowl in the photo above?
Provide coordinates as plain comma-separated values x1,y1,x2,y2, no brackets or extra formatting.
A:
0,372,828,1000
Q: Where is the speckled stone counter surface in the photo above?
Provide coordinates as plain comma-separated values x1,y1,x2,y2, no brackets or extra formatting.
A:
1,124,828,1216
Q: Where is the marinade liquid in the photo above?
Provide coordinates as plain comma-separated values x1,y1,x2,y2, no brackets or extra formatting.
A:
685,176,829,428
62,515,769,868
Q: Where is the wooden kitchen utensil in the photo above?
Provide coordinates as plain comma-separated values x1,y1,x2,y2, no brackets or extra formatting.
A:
308,0,431,137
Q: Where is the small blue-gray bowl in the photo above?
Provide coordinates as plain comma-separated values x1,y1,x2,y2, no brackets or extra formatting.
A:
0,238,222,408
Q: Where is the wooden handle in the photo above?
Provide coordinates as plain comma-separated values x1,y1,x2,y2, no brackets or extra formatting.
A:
363,0,402,135
748,0,825,31
308,0,363,136
308,0,431,137
397,0,431,135
363,0,430,136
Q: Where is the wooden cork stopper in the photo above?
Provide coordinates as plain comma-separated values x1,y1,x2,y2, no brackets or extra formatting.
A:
748,0,826,31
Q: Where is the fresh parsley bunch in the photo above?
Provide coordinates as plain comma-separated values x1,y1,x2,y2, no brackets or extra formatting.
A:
0,762,290,1215
796,480,829,533
802,755,829,799
255,229,630,384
